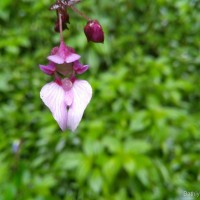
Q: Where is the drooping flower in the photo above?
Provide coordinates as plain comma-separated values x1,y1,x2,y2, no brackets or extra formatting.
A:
40,78,92,131
84,20,104,43
39,0,104,132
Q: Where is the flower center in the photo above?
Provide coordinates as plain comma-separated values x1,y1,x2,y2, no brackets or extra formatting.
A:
56,63,73,76
62,78,73,91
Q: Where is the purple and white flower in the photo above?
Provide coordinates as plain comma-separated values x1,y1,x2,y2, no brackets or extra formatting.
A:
39,41,92,131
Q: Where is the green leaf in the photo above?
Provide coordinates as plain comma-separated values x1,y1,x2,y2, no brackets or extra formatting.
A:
103,156,121,183
89,169,103,193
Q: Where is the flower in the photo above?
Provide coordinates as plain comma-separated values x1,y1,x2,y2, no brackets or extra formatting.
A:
84,20,104,43
39,41,91,131
40,78,92,131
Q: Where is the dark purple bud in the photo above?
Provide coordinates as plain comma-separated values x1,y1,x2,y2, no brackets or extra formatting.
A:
84,20,104,43
54,11,70,32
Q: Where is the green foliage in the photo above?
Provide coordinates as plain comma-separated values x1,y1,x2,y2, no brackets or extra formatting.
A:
0,0,200,199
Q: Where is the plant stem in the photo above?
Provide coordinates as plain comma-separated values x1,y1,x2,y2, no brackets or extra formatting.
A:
59,13,64,42
70,5,91,21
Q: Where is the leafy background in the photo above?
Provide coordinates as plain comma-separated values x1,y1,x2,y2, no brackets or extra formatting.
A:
0,0,200,199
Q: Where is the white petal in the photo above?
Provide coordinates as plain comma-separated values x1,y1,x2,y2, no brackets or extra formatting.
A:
40,82,68,131
65,89,74,106
67,80,92,131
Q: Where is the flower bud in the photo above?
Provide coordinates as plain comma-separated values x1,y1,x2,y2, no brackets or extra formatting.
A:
84,20,104,43
54,11,70,32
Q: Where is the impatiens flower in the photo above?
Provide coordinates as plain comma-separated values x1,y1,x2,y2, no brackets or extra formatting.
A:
39,0,104,132
84,20,104,43
40,78,92,131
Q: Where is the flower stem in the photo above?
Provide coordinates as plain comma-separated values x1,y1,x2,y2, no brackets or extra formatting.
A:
70,5,91,21
59,13,64,42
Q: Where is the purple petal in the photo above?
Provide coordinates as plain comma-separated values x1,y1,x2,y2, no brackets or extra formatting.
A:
39,63,55,75
59,41,80,63
67,80,92,131
40,82,68,131
59,41,68,53
50,46,59,55
65,53,81,63
73,61,89,74
76,65,88,74
58,41,71,59
48,55,65,64
67,46,75,53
